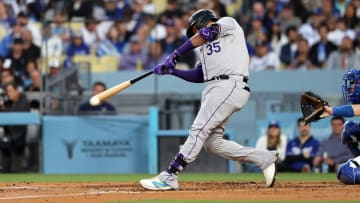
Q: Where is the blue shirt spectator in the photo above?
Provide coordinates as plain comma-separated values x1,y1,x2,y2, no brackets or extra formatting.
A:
66,32,90,57
0,1,16,30
280,26,298,68
0,23,22,58
279,118,320,172
120,35,148,70
78,81,116,115
103,0,129,21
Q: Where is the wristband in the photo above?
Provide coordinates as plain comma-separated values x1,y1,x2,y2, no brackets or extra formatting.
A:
332,105,354,117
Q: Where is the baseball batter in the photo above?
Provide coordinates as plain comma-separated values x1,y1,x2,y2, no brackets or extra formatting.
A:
321,69,360,184
140,9,278,190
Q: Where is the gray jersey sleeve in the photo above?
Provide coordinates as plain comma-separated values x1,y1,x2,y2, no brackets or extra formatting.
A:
216,17,236,38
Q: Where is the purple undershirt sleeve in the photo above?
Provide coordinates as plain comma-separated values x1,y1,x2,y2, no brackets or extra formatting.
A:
176,40,195,56
171,63,204,83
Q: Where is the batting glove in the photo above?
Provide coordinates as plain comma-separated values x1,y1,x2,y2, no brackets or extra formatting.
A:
163,50,179,70
153,63,174,75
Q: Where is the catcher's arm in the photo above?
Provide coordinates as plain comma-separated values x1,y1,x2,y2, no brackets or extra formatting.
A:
325,104,360,117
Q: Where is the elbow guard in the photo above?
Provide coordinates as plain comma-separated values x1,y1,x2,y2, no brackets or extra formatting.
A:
198,24,219,42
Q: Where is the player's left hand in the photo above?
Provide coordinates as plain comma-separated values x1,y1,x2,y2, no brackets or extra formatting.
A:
320,106,333,118
153,63,174,75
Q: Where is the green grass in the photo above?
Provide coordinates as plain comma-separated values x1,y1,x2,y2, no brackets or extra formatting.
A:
0,173,337,182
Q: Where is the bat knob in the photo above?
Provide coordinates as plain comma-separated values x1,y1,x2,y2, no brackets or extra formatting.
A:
90,96,100,106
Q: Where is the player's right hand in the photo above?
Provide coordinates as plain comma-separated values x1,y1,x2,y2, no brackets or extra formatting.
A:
163,50,179,70
153,63,174,75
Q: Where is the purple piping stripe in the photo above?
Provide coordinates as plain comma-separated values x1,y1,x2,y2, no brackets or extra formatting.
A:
185,81,238,160
202,48,208,80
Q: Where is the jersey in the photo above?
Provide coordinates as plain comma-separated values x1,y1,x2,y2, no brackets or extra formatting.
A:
285,136,320,171
199,17,249,81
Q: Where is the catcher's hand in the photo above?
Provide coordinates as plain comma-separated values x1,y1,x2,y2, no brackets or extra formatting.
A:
300,91,329,124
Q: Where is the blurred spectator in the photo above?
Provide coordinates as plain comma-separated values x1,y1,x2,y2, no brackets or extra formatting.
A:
114,19,131,52
78,81,116,115
145,14,166,41
278,4,302,33
0,1,17,31
326,36,358,70
317,0,341,20
335,0,351,16
144,40,166,69
43,0,67,22
160,18,195,68
250,40,280,71
255,120,288,162
22,59,36,90
66,31,90,57
158,0,183,24
41,22,63,57
101,0,130,21
16,11,41,47
25,69,41,92
136,23,152,51
291,0,311,23
280,26,299,68
247,16,267,48
24,0,41,22
142,0,156,15
1,59,15,86
128,0,148,33
68,0,93,21
308,24,338,69
328,18,356,46
298,10,322,47
288,38,310,70
81,18,101,48
326,17,337,32
96,25,122,56
52,12,71,51
120,35,147,70
0,23,22,58
279,118,319,173
268,20,287,57
0,82,30,173
262,0,277,32
342,3,359,29
211,0,227,18
251,1,266,20
313,116,353,173
44,58,63,110
7,38,27,84
21,29,40,61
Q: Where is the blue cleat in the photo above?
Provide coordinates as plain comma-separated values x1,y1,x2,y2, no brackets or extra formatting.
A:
140,176,175,190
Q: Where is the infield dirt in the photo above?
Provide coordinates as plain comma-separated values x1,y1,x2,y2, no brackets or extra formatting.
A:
0,181,359,203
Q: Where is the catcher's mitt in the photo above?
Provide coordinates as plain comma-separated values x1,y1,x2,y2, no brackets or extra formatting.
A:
300,91,329,123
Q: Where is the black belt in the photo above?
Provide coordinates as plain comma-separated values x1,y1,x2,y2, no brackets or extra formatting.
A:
205,75,250,92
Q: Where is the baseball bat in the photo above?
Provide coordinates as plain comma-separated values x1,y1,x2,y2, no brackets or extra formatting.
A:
89,70,153,106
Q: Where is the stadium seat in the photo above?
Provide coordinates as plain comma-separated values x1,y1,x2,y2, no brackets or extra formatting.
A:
98,55,119,72
68,21,84,32
73,55,119,72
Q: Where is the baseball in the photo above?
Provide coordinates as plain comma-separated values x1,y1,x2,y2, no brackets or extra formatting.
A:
89,96,100,106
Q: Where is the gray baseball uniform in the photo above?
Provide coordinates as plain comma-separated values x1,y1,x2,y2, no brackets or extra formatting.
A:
159,17,277,188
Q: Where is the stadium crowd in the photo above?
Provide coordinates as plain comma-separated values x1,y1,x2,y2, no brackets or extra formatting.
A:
0,0,358,93
0,0,358,172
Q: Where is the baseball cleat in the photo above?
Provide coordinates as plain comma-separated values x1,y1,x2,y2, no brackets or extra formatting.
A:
263,154,278,187
140,176,174,191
